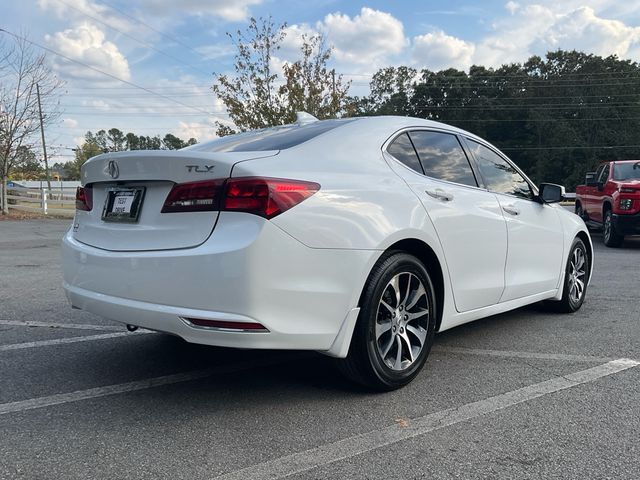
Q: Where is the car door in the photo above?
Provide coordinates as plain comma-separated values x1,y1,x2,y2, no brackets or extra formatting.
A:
590,163,610,223
584,164,605,219
464,138,564,302
384,130,508,313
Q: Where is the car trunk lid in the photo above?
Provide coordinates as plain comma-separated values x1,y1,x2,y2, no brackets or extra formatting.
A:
73,150,278,251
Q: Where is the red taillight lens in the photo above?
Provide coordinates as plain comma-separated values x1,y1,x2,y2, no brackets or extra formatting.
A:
162,177,320,218
75,186,93,211
161,179,225,213
223,177,320,219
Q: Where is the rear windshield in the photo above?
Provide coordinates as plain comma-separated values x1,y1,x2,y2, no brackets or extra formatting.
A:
185,119,354,153
613,161,640,180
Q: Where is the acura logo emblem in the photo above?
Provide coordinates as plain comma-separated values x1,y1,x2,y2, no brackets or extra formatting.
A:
107,160,119,179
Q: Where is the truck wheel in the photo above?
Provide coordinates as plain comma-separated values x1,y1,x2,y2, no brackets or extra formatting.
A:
338,252,436,391
603,210,624,247
575,202,586,221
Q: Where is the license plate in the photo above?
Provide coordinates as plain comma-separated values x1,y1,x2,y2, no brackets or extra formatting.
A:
102,187,146,223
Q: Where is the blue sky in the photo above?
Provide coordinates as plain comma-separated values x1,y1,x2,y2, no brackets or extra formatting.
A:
3,0,640,162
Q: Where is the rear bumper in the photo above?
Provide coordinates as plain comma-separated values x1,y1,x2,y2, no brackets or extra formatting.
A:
62,212,375,355
612,212,640,235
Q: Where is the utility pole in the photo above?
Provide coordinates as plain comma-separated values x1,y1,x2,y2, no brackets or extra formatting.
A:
36,83,52,193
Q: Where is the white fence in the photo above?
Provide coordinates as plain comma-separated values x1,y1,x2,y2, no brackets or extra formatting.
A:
3,185,76,217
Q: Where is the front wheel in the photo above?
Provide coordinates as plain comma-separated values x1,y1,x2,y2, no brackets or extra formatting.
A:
603,210,624,247
338,252,436,391
547,237,590,313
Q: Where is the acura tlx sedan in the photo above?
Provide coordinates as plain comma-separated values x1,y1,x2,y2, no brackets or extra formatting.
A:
62,115,593,390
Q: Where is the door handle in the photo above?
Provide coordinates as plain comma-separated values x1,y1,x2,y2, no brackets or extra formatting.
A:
502,204,520,216
425,188,454,202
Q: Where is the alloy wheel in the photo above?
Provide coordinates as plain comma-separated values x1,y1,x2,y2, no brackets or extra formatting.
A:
568,247,587,303
375,272,430,371
604,213,611,242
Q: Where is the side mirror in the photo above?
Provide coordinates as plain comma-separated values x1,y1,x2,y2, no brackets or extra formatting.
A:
585,172,598,187
538,183,565,204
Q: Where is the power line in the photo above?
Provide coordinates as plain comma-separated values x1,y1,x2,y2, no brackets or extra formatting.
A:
0,28,214,116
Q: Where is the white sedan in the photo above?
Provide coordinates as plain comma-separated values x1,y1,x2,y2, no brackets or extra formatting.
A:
62,115,592,390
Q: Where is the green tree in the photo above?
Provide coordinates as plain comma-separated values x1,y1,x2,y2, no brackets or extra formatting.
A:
212,17,352,136
280,34,350,120
65,138,103,180
162,133,197,150
11,146,42,180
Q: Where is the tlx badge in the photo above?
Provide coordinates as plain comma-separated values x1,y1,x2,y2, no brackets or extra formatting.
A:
186,165,215,173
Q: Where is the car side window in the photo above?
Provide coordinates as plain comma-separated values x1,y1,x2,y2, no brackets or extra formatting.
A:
407,131,478,187
386,133,424,174
599,164,610,183
467,139,533,199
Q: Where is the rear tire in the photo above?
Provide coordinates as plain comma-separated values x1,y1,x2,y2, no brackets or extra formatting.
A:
575,202,585,220
547,237,589,313
603,210,624,247
338,252,436,391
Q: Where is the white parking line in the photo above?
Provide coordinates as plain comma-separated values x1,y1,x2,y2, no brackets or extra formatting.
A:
434,346,615,363
215,359,640,480
0,331,153,352
0,355,295,416
0,320,124,332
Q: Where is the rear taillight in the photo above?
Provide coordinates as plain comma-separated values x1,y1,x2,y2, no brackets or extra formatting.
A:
162,177,320,218
222,177,320,219
75,186,93,211
161,179,225,213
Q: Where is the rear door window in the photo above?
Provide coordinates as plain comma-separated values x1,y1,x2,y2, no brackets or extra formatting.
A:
408,131,477,187
386,133,424,174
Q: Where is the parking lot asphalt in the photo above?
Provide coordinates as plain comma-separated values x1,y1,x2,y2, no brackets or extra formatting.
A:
1,219,639,480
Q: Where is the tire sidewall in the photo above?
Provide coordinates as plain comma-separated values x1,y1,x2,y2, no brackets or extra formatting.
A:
604,211,612,244
360,253,436,389
565,238,589,311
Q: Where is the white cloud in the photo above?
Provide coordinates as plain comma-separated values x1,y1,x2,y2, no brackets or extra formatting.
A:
139,0,262,22
319,7,408,68
474,4,640,67
173,121,218,142
505,1,520,15
37,0,134,32
81,99,111,110
195,44,235,60
533,6,640,59
46,23,131,81
62,118,78,129
413,30,475,71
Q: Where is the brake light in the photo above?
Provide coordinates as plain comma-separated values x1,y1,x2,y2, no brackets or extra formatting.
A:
75,186,93,211
161,179,224,213
223,177,320,219
162,177,320,218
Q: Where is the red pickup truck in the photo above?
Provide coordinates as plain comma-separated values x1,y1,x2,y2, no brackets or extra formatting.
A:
575,160,640,247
